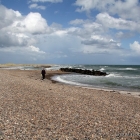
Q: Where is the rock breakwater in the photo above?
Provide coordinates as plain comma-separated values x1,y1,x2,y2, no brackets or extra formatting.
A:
60,68,107,76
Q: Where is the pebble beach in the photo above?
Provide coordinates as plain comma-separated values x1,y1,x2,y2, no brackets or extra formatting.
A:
0,69,140,140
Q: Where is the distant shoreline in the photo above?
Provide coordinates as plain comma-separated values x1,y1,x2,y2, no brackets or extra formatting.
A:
0,63,52,68
0,64,140,98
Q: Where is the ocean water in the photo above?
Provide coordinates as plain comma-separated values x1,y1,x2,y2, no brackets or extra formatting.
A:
51,65,140,92
1,64,140,92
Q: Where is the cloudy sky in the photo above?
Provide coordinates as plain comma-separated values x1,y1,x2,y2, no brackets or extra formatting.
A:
0,0,140,64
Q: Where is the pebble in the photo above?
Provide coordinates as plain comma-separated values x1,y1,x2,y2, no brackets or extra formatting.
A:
0,69,140,139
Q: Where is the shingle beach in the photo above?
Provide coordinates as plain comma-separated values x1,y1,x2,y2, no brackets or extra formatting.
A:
0,69,140,140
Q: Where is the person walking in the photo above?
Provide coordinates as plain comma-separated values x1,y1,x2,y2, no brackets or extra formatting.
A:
41,68,46,80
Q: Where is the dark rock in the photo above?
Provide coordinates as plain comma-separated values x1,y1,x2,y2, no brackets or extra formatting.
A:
60,68,107,76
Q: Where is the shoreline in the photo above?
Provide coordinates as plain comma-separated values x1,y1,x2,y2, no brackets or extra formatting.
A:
1,64,140,98
0,69,140,139
46,70,140,98
0,66,140,98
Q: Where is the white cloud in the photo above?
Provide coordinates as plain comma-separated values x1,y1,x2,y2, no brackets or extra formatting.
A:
22,12,49,34
3,12,51,35
52,30,67,37
0,45,45,54
0,5,48,62
0,5,51,35
28,45,45,53
0,5,21,30
130,41,140,54
67,21,104,39
30,0,63,3
96,13,140,32
0,6,50,48
0,45,46,63
29,3,46,10
74,0,140,21
82,22,104,35
67,19,123,55
0,32,35,48
1,3,140,64
69,19,85,25
107,0,140,21
74,34,122,55
74,0,96,12
116,31,134,39
81,35,120,48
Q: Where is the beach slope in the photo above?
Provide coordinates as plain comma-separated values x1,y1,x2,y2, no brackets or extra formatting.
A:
0,69,140,139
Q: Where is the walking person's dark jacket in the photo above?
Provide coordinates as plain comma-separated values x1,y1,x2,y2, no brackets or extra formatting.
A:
41,69,46,80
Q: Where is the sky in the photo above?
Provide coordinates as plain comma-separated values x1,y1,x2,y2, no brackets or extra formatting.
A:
0,0,140,65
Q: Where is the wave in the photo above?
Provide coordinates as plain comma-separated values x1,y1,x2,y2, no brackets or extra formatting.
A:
105,73,122,78
118,68,137,71
55,76,78,85
51,71,140,92
99,68,105,71
52,75,92,87
106,73,140,79
126,68,137,70
46,65,72,71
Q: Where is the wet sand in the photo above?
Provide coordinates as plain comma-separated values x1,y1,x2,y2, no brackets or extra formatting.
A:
0,69,140,139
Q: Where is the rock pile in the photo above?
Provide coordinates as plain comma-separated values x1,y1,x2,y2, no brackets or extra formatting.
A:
60,68,107,76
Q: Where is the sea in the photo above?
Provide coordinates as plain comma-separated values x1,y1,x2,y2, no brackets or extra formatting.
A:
50,65,140,92
2,65,140,92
